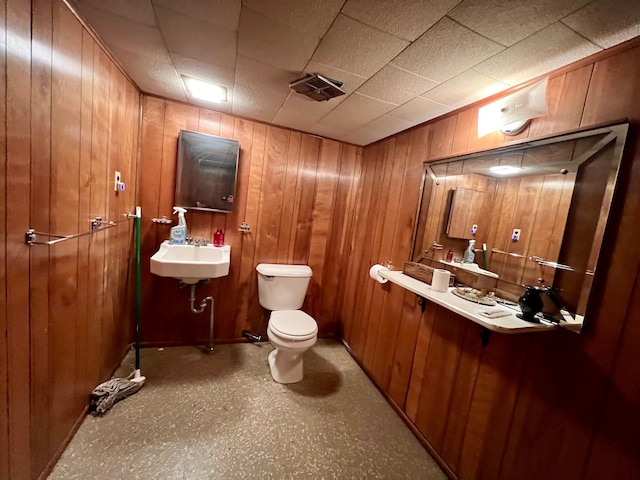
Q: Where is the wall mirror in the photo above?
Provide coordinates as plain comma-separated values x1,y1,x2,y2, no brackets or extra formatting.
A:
175,130,240,213
412,122,629,333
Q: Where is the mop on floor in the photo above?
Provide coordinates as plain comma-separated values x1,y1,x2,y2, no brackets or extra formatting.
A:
90,206,146,415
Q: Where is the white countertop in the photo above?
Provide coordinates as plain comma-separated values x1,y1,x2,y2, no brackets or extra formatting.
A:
379,270,556,334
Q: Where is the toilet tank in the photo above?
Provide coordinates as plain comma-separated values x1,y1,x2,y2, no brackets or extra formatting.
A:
256,264,312,310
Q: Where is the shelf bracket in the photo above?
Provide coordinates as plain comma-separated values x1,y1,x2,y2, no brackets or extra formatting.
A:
416,294,427,314
480,327,491,348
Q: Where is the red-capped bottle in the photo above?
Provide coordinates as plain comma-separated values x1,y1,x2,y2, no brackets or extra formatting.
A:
213,228,224,247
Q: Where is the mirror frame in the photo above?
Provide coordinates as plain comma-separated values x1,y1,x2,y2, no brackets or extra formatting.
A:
175,129,240,214
411,121,630,332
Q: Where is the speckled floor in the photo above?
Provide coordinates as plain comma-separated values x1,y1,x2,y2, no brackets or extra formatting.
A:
49,340,446,479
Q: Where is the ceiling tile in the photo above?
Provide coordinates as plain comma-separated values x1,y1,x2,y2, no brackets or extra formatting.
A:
474,22,601,85
422,70,509,108
342,0,461,41
238,7,320,72
316,93,397,132
151,0,241,30
357,65,439,105
340,128,387,146
308,123,353,141
561,0,640,49
133,70,186,102
155,5,237,69
235,55,299,97
303,61,368,95
363,114,415,137
272,93,345,130
173,55,235,90
74,5,166,57
232,84,288,124
388,96,453,124
312,14,410,77
242,0,343,38
110,46,179,88
391,17,504,82
74,0,157,26
448,0,592,47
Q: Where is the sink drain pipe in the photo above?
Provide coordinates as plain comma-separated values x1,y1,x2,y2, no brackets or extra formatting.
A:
189,284,214,353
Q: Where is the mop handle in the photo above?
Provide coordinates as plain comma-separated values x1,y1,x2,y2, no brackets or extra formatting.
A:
135,206,142,371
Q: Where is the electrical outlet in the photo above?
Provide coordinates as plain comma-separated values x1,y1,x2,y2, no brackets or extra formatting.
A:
512,228,521,241
114,171,121,192
470,224,478,235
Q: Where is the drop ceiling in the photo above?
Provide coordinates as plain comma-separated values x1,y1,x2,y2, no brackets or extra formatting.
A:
70,0,640,146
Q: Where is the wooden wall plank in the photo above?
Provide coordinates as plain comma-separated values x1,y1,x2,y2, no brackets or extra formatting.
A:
428,116,456,160
369,133,411,381
28,0,52,474
413,307,468,451
306,140,340,330
0,0,8,473
323,144,360,336
5,0,32,476
276,131,302,264
350,143,389,357
75,28,93,417
236,123,266,334
49,1,82,455
87,45,111,385
219,117,253,339
292,135,320,264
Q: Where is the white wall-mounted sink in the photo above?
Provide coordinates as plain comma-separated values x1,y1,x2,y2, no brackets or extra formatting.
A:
150,241,230,284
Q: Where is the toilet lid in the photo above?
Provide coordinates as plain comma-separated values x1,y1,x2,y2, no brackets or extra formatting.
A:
270,310,317,338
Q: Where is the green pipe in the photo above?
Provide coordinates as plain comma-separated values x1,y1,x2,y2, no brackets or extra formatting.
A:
135,209,141,371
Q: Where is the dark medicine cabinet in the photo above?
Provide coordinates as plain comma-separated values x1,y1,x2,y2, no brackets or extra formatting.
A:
175,130,240,213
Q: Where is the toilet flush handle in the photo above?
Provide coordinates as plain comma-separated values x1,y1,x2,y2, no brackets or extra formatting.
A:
265,275,275,281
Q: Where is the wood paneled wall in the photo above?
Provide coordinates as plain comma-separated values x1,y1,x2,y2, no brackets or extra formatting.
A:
138,97,361,344
0,1,140,478
341,39,640,479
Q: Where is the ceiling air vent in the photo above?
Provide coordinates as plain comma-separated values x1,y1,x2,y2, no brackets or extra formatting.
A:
289,73,346,101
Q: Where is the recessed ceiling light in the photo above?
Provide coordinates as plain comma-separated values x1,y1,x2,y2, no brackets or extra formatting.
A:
490,165,522,175
182,76,227,103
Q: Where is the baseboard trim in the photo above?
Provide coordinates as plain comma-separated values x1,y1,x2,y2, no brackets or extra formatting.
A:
340,339,457,480
38,404,88,480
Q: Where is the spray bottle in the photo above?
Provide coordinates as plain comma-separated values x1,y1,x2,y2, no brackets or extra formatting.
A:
170,207,187,244
463,239,475,264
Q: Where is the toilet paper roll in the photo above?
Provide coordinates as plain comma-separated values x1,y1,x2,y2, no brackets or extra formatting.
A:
369,264,389,284
431,269,451,293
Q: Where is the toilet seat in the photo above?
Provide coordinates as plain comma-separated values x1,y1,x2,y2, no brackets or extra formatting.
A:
269,310,317,341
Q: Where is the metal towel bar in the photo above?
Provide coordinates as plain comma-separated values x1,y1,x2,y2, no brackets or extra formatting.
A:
490,248,592,274
25,213,136,246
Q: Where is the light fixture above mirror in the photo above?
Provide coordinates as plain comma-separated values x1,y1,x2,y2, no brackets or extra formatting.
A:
478,78,549,137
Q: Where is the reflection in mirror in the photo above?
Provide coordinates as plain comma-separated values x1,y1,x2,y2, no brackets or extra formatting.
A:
411,123,629,332
175,130,240,213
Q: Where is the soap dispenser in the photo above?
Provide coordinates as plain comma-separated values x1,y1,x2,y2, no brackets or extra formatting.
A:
463,239,475,263
170,207,187,244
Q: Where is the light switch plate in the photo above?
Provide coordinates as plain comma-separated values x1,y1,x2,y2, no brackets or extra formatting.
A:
114,171,121,192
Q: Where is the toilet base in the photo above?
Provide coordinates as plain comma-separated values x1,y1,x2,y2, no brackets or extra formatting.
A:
268,348,303,384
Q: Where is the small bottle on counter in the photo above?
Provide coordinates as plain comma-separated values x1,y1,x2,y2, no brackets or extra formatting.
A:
446,249,453,262
213,228,224,247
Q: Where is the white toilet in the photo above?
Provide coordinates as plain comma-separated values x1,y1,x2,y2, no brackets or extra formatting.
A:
256,263,318,384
